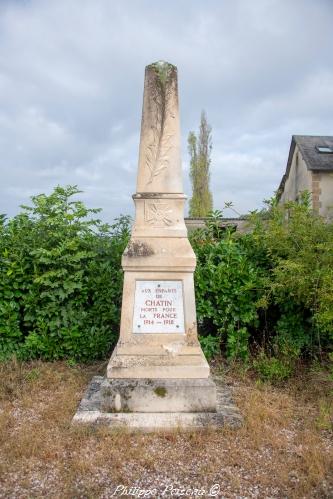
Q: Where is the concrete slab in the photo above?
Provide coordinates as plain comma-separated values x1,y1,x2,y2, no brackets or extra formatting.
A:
72,376,242,431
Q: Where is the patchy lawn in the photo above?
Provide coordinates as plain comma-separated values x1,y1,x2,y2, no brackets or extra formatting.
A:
0,359,332,498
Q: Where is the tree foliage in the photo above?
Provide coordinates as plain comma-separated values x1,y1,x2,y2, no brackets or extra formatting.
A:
0,186,130,361
190,212,262,361
190,194,333,364
247,192,333,355
188,110,213,217
1,186,332,371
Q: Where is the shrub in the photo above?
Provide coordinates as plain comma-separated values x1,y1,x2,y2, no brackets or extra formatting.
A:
191,197,333,362
253,352,292,383
190,212,263,360
1,187,332,364
0,186,130,361
247,192,333,357
199,334,220,361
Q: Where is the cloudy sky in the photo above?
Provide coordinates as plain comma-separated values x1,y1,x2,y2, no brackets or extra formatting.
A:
1,0,332,221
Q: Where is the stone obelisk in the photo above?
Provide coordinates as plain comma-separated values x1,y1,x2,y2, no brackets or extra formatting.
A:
107,61,211,383
72,62,223,428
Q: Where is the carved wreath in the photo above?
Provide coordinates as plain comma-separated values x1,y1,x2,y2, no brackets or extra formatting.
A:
145,202,173,226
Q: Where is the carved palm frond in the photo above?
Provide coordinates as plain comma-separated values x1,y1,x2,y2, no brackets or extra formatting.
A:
145,68,175,185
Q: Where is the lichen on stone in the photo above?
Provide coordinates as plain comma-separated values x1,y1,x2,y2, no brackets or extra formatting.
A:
149,60,176,87
125,240,154,257
154,386,167,398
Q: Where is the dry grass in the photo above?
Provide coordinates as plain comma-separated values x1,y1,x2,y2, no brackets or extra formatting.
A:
0,360,332,498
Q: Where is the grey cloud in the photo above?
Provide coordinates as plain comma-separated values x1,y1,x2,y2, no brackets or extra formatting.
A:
0,0,332,221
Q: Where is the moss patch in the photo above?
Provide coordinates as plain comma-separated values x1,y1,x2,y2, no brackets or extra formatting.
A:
154,386,167,398
149,60,176,87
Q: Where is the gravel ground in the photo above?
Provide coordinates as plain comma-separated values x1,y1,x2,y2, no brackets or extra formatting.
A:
0,360,332,498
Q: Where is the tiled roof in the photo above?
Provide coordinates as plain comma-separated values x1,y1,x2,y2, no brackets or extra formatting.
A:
294,135,333,172
278,135,333,197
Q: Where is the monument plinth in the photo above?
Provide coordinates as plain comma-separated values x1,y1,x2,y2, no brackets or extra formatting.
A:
72,62,242,430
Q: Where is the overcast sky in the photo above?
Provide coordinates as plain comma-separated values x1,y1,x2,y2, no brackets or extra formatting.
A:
1,0,332,221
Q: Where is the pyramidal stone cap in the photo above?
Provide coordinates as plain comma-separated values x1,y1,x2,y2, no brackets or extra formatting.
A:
136,60,182,193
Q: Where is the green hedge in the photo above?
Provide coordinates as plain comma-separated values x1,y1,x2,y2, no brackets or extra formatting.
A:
1,187,332,363
0,186,130,361
191,194,333,362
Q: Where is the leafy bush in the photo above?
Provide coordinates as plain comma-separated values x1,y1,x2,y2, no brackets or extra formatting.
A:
253,352,292,383
199,334,220,361
0,186,130,361
190,212,262,360
191,196,333,363
1,187,332,366
247,192,333,357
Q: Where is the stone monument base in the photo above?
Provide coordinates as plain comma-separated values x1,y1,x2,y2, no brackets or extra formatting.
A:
72,376,242,431
101,377,216,412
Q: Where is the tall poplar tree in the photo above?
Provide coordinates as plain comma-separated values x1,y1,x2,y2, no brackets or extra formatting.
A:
188,111,213,217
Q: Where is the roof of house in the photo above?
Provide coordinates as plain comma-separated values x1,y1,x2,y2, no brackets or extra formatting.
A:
278,135,333,197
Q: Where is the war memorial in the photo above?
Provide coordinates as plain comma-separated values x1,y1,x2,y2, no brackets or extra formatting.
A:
73,61,241,430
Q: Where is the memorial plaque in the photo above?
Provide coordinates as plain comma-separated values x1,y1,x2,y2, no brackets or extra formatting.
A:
133,280,185,333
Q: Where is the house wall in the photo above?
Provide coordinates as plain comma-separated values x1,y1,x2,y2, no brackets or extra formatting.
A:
279,145,312,205
319,172,333,219
279,145,333,218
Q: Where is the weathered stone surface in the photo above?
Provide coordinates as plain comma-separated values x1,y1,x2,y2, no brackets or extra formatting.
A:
99,377,216,413
72,62,221,426
107,61,209,382
107,351,209,379
136,62,182,194
72,376,243,431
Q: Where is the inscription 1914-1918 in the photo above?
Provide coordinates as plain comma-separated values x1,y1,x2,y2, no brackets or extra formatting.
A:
133,280,185,334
